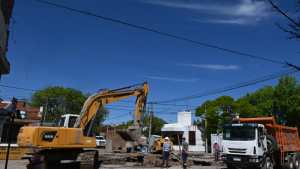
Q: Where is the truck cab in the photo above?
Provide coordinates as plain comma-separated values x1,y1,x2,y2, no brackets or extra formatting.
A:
222,123,268,169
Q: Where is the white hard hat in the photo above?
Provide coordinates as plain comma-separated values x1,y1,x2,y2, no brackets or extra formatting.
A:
164,137,169,140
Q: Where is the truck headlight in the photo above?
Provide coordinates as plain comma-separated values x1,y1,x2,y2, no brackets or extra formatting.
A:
249,158,259,163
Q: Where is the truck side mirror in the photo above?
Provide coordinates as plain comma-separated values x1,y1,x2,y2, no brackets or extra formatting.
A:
258,135,264,147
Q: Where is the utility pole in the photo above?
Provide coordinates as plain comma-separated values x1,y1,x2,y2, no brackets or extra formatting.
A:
148,102,154,152
204,104,208,154
41,97,48,126
4,98,17,169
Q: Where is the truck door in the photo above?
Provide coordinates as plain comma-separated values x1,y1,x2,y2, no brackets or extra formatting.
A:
258,127,267,154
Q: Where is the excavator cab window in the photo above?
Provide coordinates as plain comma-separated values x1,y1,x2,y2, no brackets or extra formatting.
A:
68,115,77,127
57,115,79,128
57,117,66,127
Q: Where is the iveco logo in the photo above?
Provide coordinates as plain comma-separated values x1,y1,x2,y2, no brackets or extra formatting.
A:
41,131,57,141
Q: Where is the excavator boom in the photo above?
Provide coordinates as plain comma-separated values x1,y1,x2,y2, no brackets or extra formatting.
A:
17,82,149,149
75,82,148,129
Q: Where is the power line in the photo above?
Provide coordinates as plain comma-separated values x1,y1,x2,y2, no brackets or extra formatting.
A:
156,110,196,115
286,62,300,71
106,106,134,112
35,0,285,65
105,113,131,121
0,83,37,92
156,69,299,103
0,94,31,99
151,103,190,107
109,101,191,112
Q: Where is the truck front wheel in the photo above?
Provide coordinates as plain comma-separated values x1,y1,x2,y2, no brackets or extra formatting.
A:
263,157,274,169
293,154,300,169
286,156,294,169
226,163,236,169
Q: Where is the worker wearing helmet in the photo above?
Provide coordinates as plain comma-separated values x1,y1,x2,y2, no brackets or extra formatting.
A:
162,137,172,168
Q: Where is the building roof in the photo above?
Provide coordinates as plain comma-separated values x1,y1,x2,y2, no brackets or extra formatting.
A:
0,101,41,120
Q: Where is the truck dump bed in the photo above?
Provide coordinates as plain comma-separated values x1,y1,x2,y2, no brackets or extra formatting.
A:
239,117,300,164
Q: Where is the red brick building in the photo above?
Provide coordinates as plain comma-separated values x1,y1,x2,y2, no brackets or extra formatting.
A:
0,100,42,120
0,100,42,143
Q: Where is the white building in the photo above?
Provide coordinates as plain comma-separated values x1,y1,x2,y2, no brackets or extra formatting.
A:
161,111,205,152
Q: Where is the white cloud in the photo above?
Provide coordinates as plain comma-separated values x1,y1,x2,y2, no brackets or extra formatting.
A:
234,0,269,17
180,64,240,70
143,0,271,25
200,18,254,25
144,75,198,82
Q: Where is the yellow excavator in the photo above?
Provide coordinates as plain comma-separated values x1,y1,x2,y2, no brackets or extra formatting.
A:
17,82,148,169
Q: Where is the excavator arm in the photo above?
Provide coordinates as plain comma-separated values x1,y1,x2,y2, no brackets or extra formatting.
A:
74,82,149,130
17,82,148,152
17,83,148,168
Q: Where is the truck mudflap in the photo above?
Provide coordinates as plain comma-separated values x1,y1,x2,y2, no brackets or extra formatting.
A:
223,154,264,168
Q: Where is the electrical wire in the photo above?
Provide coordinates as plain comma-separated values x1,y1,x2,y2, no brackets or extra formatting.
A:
106,106,134,112
35,0,285,65
156,69,298,103
0,83,37,92
104,113,131,121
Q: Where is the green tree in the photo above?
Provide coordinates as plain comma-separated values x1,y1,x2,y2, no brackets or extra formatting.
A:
31,86,87,121
234,99,258,117
196,96,236,132
143,115,167,135
31,86,108,132
115,115,166,135
195,76,300,136
238,86,274,116
273,76,300,128
91,107,109,133
196,96,237,149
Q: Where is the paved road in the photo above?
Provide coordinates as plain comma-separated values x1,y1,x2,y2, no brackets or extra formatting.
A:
0,160,226,169
0,160,27,169
102,165,225,169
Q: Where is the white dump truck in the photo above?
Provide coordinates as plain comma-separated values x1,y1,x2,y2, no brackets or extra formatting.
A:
222,117,300,169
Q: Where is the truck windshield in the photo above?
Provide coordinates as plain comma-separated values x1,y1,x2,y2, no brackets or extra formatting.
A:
223,126,256,141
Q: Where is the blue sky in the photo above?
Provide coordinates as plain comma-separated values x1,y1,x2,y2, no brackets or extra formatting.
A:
0,0,299,124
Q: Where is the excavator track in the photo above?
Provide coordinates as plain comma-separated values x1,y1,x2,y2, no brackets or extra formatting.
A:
25,148,100,169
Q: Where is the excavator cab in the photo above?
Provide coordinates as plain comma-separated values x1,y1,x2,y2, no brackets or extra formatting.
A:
57,114,79,128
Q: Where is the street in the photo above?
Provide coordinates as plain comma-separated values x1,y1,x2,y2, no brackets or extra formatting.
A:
0,160,225,169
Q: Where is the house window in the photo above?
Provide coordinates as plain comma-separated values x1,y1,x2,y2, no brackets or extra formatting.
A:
189,131,196,145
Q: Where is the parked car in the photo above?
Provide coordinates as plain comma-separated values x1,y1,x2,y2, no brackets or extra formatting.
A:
96,135,106,147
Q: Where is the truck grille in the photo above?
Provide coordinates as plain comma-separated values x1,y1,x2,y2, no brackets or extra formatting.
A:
228,148,247,154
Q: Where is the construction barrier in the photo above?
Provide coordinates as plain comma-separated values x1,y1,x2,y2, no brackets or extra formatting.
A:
0,144,28,160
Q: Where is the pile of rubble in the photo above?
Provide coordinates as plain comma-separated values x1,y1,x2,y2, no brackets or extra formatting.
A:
98,151,215,168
